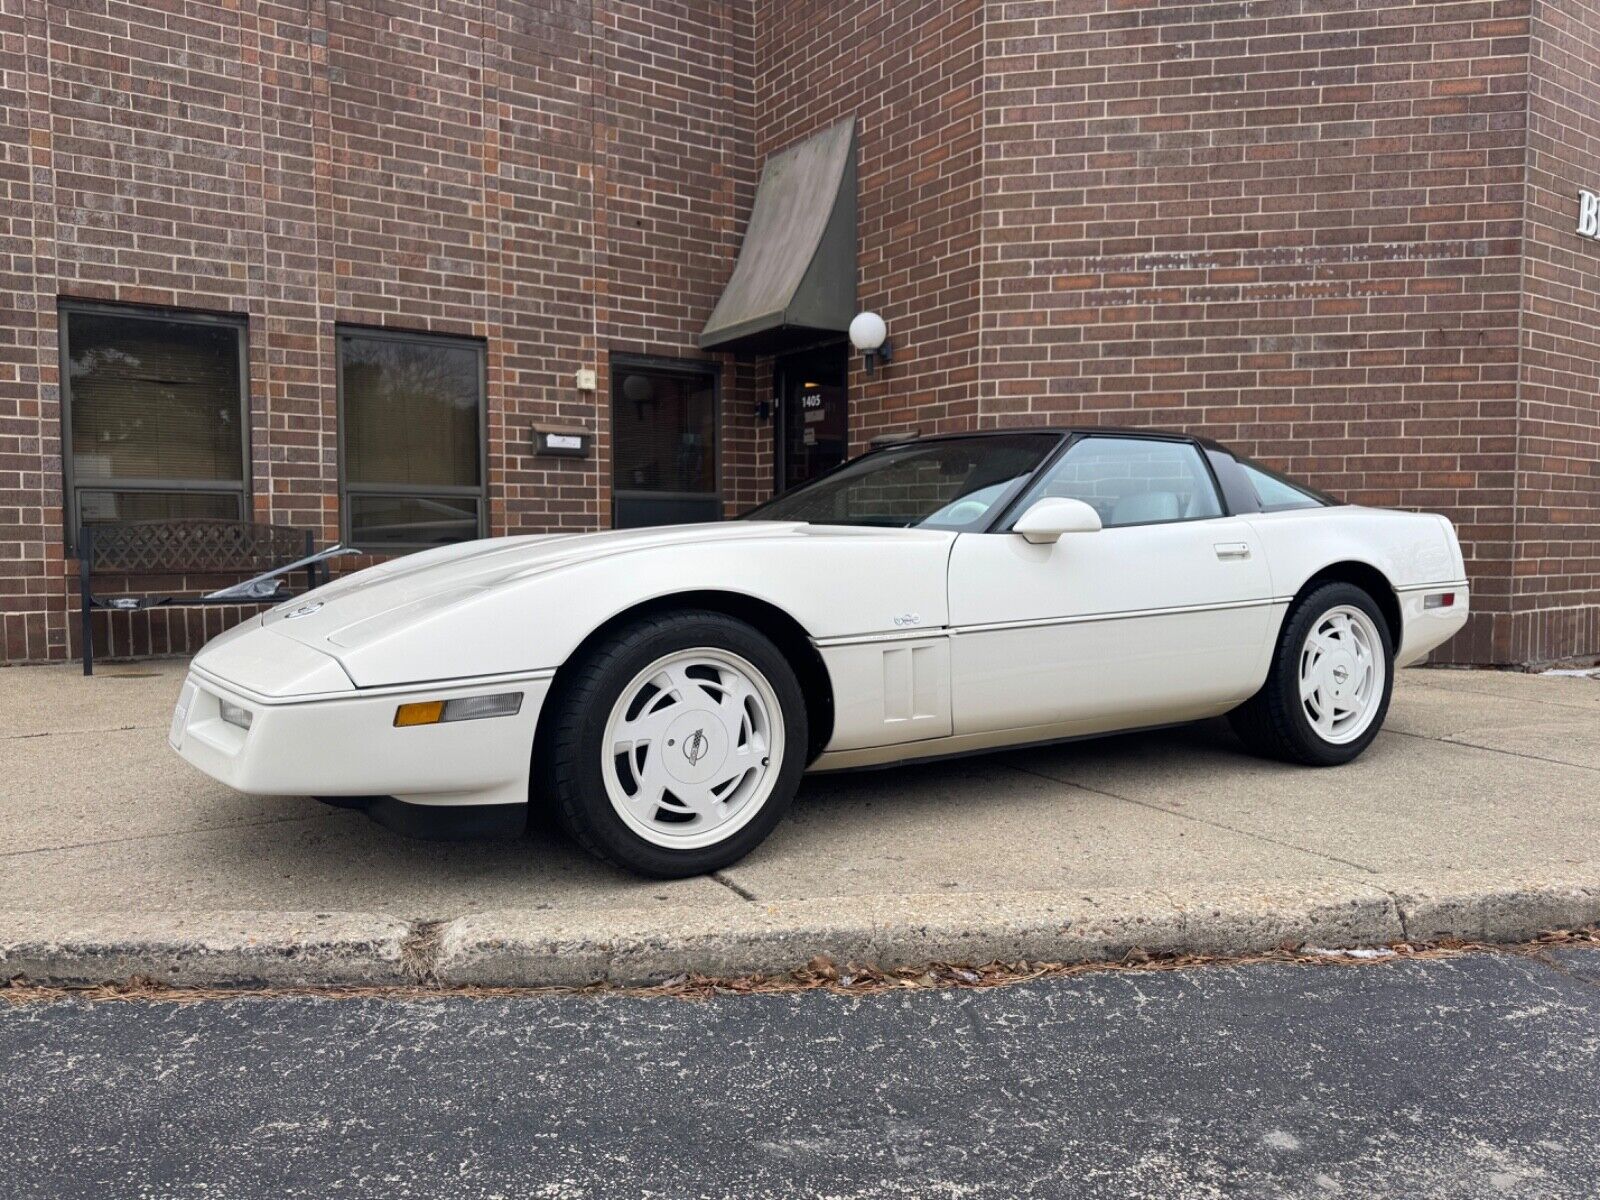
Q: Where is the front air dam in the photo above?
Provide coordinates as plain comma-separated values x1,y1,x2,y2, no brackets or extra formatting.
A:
314,795,528,841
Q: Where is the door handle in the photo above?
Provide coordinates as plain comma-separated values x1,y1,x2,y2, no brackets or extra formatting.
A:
1214,542,1251,560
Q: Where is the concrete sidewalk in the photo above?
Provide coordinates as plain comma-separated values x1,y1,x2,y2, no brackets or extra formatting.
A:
2,660,1597,986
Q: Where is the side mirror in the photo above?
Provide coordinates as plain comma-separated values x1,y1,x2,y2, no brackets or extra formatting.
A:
1013,497,1102,544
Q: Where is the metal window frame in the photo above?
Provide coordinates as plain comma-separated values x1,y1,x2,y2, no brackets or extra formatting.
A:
59,300,252,553
335,324,489,552
609,353,722,524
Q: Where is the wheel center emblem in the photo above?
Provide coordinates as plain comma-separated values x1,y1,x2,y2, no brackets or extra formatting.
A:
1331,663,1350,686
662,710,728,784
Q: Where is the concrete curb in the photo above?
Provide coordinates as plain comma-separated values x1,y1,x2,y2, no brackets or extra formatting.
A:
4,871,1598,989
433,882,1404,987
1380,870,1600,945
0,912,412,988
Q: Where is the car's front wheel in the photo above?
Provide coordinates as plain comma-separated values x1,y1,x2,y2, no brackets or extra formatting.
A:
1229,582,1394,766
540,610,808,878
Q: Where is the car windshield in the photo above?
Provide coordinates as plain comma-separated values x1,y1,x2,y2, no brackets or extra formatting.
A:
742,433,1061,529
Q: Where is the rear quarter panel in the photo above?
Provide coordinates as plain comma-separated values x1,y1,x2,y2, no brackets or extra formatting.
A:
1244,506,1469,666
1244,507,1460,593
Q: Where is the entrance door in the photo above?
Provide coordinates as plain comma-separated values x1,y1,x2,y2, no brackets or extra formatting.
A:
612,358,720,529
775,344,848,493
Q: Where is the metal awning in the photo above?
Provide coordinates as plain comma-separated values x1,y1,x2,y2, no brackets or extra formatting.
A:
699,117,857,355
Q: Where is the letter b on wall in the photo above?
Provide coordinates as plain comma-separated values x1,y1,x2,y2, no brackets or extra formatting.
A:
1579,190,1600,239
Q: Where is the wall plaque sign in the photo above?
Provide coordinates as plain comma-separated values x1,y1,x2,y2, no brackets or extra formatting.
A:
534,429,589,458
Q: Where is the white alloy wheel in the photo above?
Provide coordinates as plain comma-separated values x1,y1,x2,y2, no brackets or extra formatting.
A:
1298,604,1386,745
600,648,786,850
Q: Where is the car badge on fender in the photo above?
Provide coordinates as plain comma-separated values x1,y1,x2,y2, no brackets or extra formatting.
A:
282,601,324,620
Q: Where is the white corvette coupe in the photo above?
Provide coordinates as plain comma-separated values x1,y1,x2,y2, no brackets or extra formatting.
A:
171,429,1469,877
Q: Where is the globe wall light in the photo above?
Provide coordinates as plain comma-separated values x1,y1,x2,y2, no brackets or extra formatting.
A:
849,311,892,375
621,373,656,419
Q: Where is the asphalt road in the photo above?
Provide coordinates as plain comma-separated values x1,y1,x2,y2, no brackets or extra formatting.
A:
4,949,1599,1200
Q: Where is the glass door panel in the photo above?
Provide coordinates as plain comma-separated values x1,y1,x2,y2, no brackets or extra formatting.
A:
776,344,847,493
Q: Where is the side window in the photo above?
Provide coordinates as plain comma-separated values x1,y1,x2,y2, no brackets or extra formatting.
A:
1019,437,1223,528
1238,461,1326,512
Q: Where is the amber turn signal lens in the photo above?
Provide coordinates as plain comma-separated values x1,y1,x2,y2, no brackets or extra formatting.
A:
394,700,446,727
393,693,524,728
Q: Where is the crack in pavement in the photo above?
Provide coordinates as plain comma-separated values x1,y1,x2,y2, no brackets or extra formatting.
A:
1384,727,1600,773
711,872,759,902
998,760,1383,876
1525,948,1600,996
3,725,163,742
1387,887,1412,942
400,919,446,983
1403,675,1599,712
0,810,350,860
1003,713,1600,898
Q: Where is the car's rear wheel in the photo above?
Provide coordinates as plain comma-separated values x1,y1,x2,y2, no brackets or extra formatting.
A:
1228,582,1394,766
540,610,808,878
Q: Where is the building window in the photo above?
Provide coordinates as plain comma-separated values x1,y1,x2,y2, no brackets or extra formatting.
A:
61,303,249,544
611,357,720,529
338,327,486,549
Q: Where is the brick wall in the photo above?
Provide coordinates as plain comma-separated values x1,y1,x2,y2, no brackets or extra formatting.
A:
1515,0,1600,663
489,0,596,535
0,0,756,664
0,0,49,664
5,0,270,663
593,0,759,517
754,0,989,448
979,0,1535,663
4,0,1598,667
747,0,1599,664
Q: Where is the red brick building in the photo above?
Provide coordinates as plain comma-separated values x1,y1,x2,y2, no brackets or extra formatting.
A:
1,0,1596,667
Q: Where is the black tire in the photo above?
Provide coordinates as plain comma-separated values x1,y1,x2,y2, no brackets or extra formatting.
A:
538,610,808,878
1228,582,1395,766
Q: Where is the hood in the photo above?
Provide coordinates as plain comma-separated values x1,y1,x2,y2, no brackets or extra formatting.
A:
204,518,956,691
263,522,809,654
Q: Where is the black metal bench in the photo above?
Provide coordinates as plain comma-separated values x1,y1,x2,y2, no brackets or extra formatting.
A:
78,519,348,675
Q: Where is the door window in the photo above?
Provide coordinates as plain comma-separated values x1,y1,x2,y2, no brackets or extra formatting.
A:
776,345,847,492
1017,437,1222,527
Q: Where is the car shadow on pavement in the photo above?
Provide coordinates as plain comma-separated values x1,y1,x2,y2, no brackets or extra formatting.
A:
791,717,1245,811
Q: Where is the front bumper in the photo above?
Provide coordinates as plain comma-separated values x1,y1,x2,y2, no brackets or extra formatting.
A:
170,666,552,808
